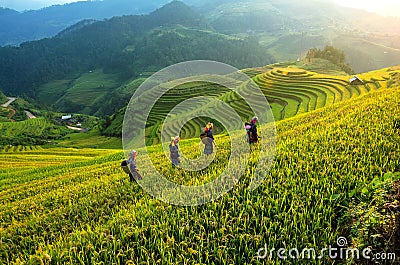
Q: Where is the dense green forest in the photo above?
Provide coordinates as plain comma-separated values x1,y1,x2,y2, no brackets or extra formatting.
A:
0,1,273,101
0,90,7,103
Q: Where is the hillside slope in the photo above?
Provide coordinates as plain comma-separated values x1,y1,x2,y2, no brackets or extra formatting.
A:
36,25,271,116
1,85,399,263
0,90,7,104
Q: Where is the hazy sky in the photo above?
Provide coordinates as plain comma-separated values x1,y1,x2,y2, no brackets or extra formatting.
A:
0,0,86,11
334,0,400,17
1,0,400,17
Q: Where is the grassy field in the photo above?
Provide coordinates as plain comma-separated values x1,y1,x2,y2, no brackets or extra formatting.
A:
37,79,71,105
1,84,399,264
56,129,122,149
0,118,72,145
37,71,147,116
37,69,123,114
60,70,120,105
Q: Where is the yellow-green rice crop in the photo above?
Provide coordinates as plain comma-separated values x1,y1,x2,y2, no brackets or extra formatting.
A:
1,84,399,264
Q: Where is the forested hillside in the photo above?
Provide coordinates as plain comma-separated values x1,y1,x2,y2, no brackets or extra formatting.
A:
0,1,273,112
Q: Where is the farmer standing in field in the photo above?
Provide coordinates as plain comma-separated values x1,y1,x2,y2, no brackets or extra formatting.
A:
169,136,181,167
126,150,143,182
246,116,259,144
203,122,216,156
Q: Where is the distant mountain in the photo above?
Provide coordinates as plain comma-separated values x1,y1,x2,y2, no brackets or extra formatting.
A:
194,0,400,35
3,0,399,47
2,0,400,73
192,0,400,72
0,0,171,46
0,1,273,115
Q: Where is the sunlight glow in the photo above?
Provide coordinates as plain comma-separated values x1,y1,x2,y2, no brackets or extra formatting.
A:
334,0,400,17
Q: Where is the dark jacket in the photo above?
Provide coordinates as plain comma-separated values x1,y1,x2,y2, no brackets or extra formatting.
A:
204,129,214,155
206,129,214,140
248,121,258,143
169,143,180,164
127,156,136,170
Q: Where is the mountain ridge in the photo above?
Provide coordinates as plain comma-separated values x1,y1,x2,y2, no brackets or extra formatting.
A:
2,0,400,47
0,0,171,46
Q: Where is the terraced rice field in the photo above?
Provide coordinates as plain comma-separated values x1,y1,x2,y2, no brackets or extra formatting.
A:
1,87,399,264
0,147,118,173
0,118,73,146
0,107,11,122
0,118,67,137
139,66,399,144
142,81,232,145
0,145,44,153
251,68,390,120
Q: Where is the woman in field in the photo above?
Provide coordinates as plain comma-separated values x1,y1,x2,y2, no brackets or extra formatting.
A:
203,122,216,156
169,136,181,167
246,116,259,144
126,150,142,182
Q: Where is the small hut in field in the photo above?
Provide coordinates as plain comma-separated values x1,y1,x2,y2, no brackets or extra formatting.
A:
349,76,363,85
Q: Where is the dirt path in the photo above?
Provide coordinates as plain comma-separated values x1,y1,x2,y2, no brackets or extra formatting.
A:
25,110,37,119
1,97,17,122
8,108,15,122
67,125,86,132
1,97,16,108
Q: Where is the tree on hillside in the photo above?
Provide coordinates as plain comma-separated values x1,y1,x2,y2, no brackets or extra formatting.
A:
306,45,354,74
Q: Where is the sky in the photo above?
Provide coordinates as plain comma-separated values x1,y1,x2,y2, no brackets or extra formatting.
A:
1,0,400,17
0,0,86,11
